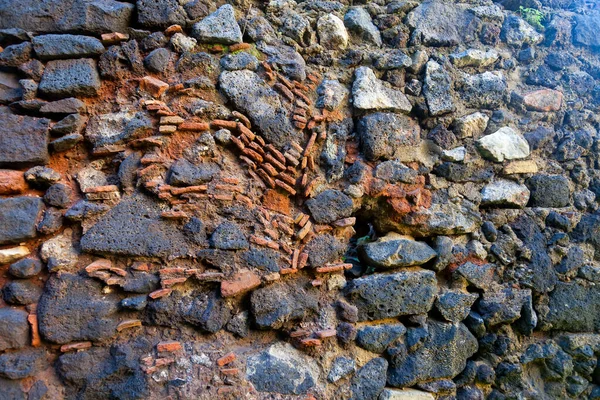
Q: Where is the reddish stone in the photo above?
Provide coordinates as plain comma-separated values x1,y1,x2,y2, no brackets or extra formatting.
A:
216,352,236,366
522,89,563,112
157,340,182,352
262,189,292,215
0,170,27,194
221,270,261,298
140,76,169,98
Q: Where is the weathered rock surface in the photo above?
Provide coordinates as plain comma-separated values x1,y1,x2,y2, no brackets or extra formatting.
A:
32,34,104,60
387,321,478,387
192,4,241,44
344,269,437,321
0,113,49,167
0,197,43,245
360,233,436,269
357,112,420,161
37,274,119,344
423,60,454,116
352,67,411,113
476,127,530,162
251,280,318,329
81,194,201,258
481,180,530,208
0,308,29,351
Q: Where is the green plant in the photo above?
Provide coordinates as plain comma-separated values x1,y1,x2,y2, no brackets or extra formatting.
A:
519,6,545,32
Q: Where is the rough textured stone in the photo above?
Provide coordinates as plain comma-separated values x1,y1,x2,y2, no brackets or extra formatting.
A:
461,72,507,109
522,89,563,112
136,0,186,28
501,15,544,47
573,13,600,48
0,197,43,245
328,356,355,383
406,1,480,47
250,280,318,329
423,60,454,116
192,4,242,44
85,111,152,149
356,323,406,353
81,194,202,258
0,0,134,34
357,112,420,161
38,274,119,344
344,269,437,321
451,49,499,68
541,281,600,332
246,342,319,395
210,221,249,250
360,233,437,269
476,127,530,162
436,290,479,323
317,14,348,50
0,308,29,351
0,113,49,167
380,388,435,400
306,189,353,224
481,180,530,208
32,34,104,60
344,7,381,46
388,321,478,387
349,357,388,400
352,67,411,113
0,349,46,380
38,59,101,98
526,174,570,208
3,280,42,305
219,70,297,148
454,112,489,138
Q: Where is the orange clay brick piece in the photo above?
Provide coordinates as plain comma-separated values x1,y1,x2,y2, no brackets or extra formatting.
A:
265,145,286,164
164,24,183,35
149,288,172,299
301,338,322,347
237,122,255,141
101,32,129,44
298,252,309,269
140,76,169,97
61,342,92,352
28,314,41,347
220,368,240,376
117,319,142,332
85,259,112,273
275,179,296,195
216,352,236,366
0,170,27,194
157,340,182,352
221,270,261,298
179,121,210,131
316,329,337,338
230,43,251,51
211,119,237,129
279,268,298,275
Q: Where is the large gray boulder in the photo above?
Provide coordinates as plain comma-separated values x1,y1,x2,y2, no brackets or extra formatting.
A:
423,61,454,116
39,58,101,98
352,67,411,113
357,112,420,161
192,4,242,44
32,34,105,60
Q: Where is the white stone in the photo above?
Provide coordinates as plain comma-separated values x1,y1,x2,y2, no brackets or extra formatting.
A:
454,112,489,138
450,48,499,68
442,146,466,162
476,127,530,162
170,33,197,53
317,14,349,50
0,246,30,264
40,229,78,271
481,179,530,208
352,67,412,113
379,388,435,400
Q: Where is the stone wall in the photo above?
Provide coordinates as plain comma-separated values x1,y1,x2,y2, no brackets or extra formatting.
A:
0,0,600,399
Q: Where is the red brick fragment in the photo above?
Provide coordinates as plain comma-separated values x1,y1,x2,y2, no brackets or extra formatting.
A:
149,288,172,299
0,170,27,194
221,270,261,298
157,340,182,353
216,352,236,366
140,76,169,97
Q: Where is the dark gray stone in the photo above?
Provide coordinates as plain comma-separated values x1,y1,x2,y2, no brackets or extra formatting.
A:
0,308,29,351
220,52,259,71
0,349,46,380
461,72,507,109
43,183,72,208
256,42,306,82
374,160,419,184
32,34,104,60
240,246,282,272
50,133,84,153
0,42,32,67
478,287,535,328
167,159,220,186
305,234,345,267
37,273,119,344
219,70,297,148
8,258,42,278
436,290,479,323
144,48,171,73
81,194,202,258
455,262,495,290
250,279,318,329
0,113,49,167
573,13,600,48
191,4,242,44
527,174,570,208
388,321,478,387
39,97,86,114
0,377,25,400
357,112,420,161
350,357,388,400
0,197,43,245
406,0,481,47
210,221,248,250
122,272,159,294
360,233,437,269
306,189,353,224
541,280,600,332
38,58,101,98
246,342,319,395
226,311,250,338
137,0,186,28
0,0,134,35
3,281,42,305
120,295,147,311
356,323,406,353
51,114,87,136
344,269,437,321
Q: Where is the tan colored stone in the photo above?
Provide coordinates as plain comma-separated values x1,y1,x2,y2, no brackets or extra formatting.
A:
0,170,27,194
140,76,169,98
522,89,563,112
504,160,538,175
0,246,30,264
